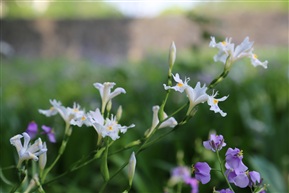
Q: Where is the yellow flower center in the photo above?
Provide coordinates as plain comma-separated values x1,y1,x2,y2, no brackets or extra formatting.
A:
177,83,184,87
221,41,227,46
253,54,258,59
73,108,79,112
81,116,86,121
213,99,219,104
238,150,243,157
108,126,113,131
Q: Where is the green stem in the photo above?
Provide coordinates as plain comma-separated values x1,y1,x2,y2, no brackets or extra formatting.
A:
41,123,71,182
216,150,234,192
41,147,105,187
208,57,232,89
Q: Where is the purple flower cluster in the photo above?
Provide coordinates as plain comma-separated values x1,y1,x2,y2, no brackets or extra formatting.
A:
170,166,199,193
225,148,261,188
202,133,266,192
26,121,56,143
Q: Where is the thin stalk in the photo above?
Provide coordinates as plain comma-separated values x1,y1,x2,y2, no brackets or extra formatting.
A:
216,150,234,192
41,123,71,182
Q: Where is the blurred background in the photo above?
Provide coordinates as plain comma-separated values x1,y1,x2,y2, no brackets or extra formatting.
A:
1,1,288,193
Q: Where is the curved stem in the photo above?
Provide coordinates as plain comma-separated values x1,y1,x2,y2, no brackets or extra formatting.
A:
216,150,234,192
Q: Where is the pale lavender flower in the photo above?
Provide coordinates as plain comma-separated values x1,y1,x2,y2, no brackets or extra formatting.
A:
203,134,226,152
250,53,268,69
225,148,248,174
185,177,199,193
193,162,211,184
248,171,261,187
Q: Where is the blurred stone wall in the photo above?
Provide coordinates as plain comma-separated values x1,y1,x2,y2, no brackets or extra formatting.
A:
1,11,287,65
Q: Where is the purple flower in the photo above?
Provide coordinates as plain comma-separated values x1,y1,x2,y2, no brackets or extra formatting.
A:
26,121,38,139
249,171,261,187
193,162,211,184
169,166,199,193
41,125,56,143
185,177,199,193
225,148,248,173
216,188,234,193
203,134,226,152
171,166,191,181
232,172,249,188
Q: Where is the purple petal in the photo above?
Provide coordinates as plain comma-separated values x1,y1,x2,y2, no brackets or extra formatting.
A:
26,121,38,138
233,173,249,188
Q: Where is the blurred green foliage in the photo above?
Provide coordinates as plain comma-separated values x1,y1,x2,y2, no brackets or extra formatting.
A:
1,45,288,193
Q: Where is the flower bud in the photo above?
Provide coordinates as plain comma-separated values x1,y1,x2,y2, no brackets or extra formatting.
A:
128,152,136,186
116,105,122,121
106,100,112,112
39,142,47,170
168,41,176,69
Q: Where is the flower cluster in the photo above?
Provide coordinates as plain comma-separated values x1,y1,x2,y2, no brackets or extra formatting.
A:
26,121,56,143
225,148,261,188
164,73,228,117
209,36,268,69
202,133,266,192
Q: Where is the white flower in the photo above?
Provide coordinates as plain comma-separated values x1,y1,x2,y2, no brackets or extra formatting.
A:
87,108,135,141
210,36,267,68
164,73,190,93
39,100,85,125
250,53,268,69
207,91,228,117
10,132,47,167
209,36,235,63
185,82,209,115
93,82,126,113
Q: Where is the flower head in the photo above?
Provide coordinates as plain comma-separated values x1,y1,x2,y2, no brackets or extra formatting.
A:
26,121,38,139
209,36,267,68
39,99,85,125
225,148,248,173
185,82,209,115
10,132,47,168
193,162,211,184
207,91,228,117
164,73,190,93
41,125,56,143
93,82,126,113
203,133,226,152
87,108,135,141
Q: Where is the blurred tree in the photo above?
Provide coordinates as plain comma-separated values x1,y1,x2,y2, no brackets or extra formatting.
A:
2,0,123,19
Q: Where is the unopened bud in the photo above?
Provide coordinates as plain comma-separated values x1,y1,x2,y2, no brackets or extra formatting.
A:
116,105,122,121
106,100,112,112
128,152,136,186
39,142,47,170
168,41,176,69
